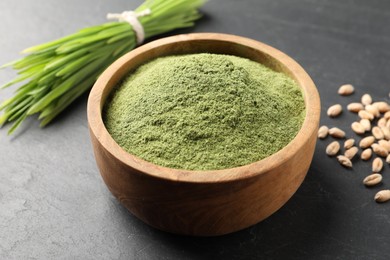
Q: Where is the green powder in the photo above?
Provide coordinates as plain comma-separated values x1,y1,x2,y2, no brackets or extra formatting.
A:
103,53,305,171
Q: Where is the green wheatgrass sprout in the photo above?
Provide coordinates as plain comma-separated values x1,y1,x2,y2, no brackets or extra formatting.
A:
0,0,206,134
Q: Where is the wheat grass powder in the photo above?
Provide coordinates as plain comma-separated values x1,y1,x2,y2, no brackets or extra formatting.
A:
103,53,305,170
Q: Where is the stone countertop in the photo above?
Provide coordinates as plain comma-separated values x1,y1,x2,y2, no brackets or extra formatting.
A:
1,0,390,259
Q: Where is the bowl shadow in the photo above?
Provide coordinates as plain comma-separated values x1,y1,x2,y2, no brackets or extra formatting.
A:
110,162,336,259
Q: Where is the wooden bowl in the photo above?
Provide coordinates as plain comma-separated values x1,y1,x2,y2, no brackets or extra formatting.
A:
87,33,320,236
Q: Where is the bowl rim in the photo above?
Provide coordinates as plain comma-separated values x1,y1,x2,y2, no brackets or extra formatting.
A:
87,33,320,184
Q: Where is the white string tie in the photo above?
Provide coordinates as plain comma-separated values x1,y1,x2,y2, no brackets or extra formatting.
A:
107,9,151,45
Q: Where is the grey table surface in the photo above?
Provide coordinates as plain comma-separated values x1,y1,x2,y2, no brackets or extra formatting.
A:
1,0,390,259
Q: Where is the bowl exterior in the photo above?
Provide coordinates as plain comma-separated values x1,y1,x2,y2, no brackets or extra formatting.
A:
89,129,317,236
88,33,320,236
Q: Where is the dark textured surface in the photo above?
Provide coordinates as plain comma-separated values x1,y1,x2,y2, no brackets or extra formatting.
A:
1,0,390,259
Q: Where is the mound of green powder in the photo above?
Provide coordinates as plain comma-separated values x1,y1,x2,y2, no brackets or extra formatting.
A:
103,53,305,171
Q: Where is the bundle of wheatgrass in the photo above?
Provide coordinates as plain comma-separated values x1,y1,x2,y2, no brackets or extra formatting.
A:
0,0,206,134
